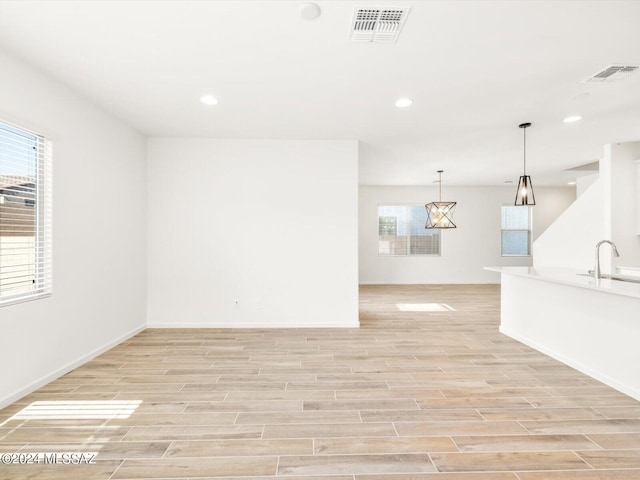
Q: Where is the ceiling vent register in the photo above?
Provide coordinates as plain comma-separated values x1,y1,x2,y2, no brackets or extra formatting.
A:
349,6,411,43
584,65,639,83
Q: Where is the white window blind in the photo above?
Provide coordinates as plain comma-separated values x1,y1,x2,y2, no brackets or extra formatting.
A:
0,121,52,306
501,205,531,256
378,205,441,256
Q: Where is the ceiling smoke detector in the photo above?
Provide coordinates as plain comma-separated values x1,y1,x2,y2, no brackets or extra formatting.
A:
299,3,321,20
349,6,411,43
583,65,639,83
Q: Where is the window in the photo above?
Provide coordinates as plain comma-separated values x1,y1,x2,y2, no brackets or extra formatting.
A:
501,205,531,256
378,205,441,256
0,121,52,306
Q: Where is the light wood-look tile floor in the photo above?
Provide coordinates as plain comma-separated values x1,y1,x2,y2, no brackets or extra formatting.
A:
2,284,640,479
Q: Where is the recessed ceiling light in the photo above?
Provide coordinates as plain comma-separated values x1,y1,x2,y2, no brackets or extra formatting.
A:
200,95,218,106
568,181,577,185
395,98,412,108
504,180,513,184
563,115,582,123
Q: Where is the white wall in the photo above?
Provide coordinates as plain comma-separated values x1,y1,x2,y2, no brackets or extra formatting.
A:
0,50,147,407
607,142,640,266
637,160,640,236
359,185,574,284
146,139,359,328
534,141,640,273
533,179,605,270
577,173,598,197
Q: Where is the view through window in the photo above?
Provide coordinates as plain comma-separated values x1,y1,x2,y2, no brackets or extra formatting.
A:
0,121,52,305
378,205,441,256
501,205,532,256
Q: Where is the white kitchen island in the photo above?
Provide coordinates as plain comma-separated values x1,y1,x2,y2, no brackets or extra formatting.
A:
486,266,640,401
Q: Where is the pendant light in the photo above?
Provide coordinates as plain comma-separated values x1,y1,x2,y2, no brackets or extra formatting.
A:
425,170,457,229
515,122,536,206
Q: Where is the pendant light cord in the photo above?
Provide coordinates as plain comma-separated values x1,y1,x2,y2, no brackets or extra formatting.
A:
523,127,527,176
439,171,442,201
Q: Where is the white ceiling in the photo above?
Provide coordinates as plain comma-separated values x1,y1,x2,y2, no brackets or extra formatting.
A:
0,0,639,186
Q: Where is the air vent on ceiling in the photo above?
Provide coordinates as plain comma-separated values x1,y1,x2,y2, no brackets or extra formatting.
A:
349,6,411,43
583,65,639,83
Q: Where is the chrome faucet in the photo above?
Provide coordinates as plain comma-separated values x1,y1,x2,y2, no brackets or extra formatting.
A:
594,240,620,280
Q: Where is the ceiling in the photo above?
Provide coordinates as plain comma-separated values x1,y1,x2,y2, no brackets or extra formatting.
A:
0,0,639,186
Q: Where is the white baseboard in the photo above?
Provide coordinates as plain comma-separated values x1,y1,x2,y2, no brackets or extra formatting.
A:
0,324,146,410
500,325,640,402
147,322,360,329
358,281,500,285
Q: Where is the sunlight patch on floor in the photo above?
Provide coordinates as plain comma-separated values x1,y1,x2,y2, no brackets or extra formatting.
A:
396,303,456,312
1,400,142,424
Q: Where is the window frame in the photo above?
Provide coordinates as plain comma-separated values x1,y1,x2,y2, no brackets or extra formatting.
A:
377,204,442,257
500,204,532,257
0,120,52,307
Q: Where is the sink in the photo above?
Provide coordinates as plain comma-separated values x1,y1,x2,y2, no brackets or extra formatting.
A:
577,271,640,284
605,274,640,284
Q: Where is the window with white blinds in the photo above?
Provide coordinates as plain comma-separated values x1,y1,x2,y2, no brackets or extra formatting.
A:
501,205,531,256
0,121,52,306
378,205,441,256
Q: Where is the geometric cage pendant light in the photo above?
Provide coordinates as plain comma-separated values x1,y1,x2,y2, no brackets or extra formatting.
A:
425,170,457,229
514,122,536,206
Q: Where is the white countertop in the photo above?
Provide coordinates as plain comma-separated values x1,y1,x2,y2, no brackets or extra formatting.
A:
484,266,640,300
